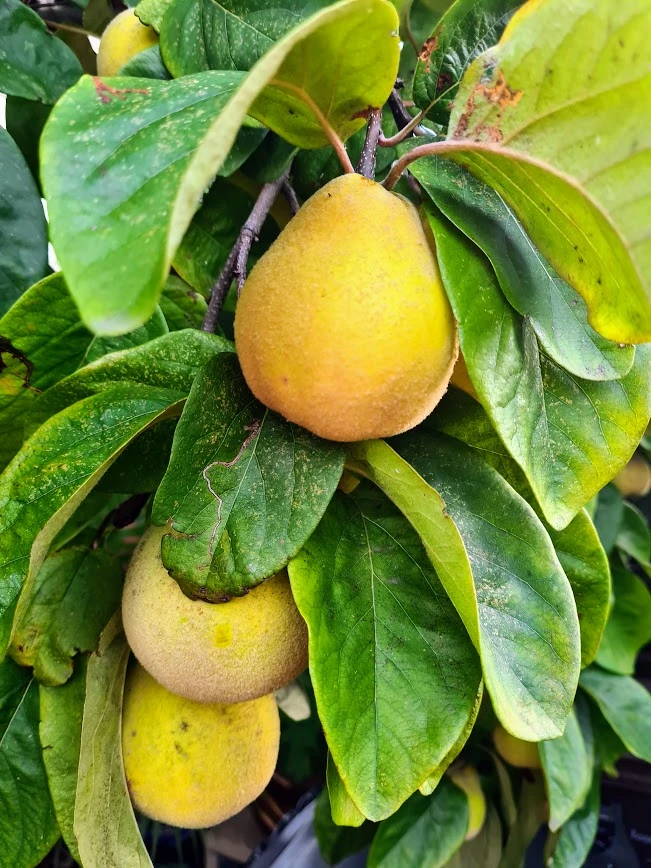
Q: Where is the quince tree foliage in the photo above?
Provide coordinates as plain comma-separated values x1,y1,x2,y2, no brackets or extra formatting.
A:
0,0,650,865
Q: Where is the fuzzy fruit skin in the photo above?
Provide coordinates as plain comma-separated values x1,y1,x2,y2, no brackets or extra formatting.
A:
493,726,541,769
449,351,478,401
234,173,458,442
97,10,158,77
122,664,279,828
448,765,486,840
122,526,308,703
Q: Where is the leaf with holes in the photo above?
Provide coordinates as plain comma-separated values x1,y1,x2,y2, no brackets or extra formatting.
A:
288,485,482,820
152,352,344,598
348,434,580,741
425,206,651,530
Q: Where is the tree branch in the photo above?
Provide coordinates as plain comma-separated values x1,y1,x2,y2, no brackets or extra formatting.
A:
356,109,383,179
388,86,413,131
202,166,292,332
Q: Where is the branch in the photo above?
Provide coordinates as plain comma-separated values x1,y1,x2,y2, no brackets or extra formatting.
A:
202,166,292,332
281,180,300,216
382,141,467,190
387,86,413,131
356,109,383,179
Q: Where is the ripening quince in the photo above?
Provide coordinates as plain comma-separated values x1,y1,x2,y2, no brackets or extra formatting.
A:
448,764,486,840
234,173,458,442
122,663,279,828
493,726,541,769
122,526,308,703
97,10,158,77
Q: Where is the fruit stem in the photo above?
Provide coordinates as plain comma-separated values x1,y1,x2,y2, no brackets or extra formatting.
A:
382,141,464,190
202,166,293,333
356,109,383,179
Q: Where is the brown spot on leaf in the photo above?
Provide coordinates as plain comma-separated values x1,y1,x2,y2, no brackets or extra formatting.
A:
451,68,523,141
93,78,150,104
418,33,440,74
436,71,453,94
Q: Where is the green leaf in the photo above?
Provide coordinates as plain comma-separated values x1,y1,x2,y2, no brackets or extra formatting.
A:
429,391,611,667
97,418,177,495
289,485,482,820
348,436,580,740
74,616,152,867
49,491,127,551
314,787,376,865
0,384,184,656
41,72,246,335
327,753,366,827
40,657,87,862
152,352,344,598
443,802,502,868
0,127,48,316
42,0,399,334
11,548,123,685
0,658,59,868
82,307,168,364
173,177,278,298
593,485,625,554
498,775,547,868
549,773,599,868
413,0,521,125
539,708,591,831
616,502,651,567
367,780,468,868
119,44,171,79
419,684,483,796
28,328,230,430
158,276,207,330
160,0,329,76
0,275,182,471
414,157,633,380
579,666,651,762
444,0,651,343
586,695,626,776
425,206,651,530
596,564,651,675
0,0,82,102
4,96,52,191
249,0,399,148
136,0,175,30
